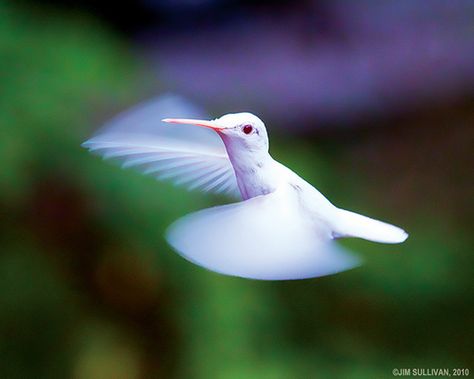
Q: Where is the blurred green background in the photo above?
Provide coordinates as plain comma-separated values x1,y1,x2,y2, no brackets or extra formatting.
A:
1,1,473,378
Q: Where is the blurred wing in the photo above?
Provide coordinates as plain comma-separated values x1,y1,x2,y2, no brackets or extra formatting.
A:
166,189,361,280
82,95,239,197
83,134,239,196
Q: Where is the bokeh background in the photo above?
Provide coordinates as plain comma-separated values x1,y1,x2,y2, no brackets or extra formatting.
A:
1,0,473,378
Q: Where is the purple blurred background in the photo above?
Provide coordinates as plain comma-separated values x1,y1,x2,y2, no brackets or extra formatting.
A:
139,0,474,126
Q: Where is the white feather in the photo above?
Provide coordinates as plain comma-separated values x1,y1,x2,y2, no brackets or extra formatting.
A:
82,95,240,197
333,208,408,243
166,188,361,280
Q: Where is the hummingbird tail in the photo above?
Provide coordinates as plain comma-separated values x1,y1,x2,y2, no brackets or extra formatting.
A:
334,209,408,244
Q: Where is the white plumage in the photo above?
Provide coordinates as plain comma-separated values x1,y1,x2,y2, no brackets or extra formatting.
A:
82,96,240,197
83,95,408,280
167,186,361,280
83,135,239,196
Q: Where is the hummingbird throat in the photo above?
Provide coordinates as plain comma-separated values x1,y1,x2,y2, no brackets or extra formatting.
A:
228,150,277,199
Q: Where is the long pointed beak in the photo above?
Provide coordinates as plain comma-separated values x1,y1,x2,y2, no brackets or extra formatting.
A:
162,118,225,131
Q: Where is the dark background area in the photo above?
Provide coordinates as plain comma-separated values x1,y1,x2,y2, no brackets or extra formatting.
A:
1,0,473,378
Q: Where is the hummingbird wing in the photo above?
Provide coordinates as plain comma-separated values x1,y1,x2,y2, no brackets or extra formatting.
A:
166,188,361,280
82,95,239,197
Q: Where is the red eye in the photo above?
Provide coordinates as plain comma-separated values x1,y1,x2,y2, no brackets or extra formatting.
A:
242,124,253,134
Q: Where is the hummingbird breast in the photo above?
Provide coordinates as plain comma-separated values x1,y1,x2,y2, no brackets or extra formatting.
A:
235,168,275,199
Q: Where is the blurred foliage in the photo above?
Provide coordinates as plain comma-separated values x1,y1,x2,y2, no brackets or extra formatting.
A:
0,1,473,378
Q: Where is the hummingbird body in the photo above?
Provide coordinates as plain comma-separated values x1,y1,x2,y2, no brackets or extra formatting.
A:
217,114,345,239
83,100,408,280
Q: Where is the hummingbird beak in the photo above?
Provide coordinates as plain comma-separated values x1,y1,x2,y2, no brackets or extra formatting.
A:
162,118,225,131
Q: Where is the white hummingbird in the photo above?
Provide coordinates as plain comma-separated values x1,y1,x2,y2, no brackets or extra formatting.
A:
83,96,408,280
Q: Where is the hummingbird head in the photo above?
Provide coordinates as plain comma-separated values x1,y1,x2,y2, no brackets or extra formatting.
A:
162,113,274,198
162,112,269,154
213,112,269,153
